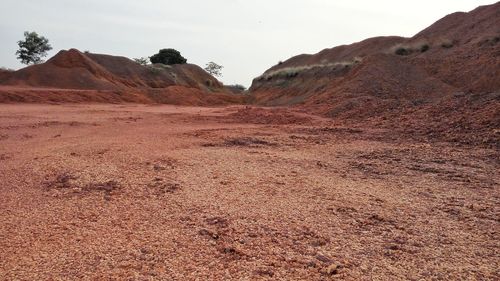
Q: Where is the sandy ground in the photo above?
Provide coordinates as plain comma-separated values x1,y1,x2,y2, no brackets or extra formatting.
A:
0,104,498,280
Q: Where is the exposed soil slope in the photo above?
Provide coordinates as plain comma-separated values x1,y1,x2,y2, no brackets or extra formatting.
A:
249,2,500,147
0,49,238,104
86,53,223,91
1,49,122,90
250,2,500,105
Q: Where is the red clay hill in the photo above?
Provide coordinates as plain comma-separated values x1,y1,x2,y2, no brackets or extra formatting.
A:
0,49,244,105
249,2,499,147
251,2,499,107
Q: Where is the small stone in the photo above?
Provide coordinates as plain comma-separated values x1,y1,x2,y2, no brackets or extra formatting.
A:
307,261,317,268
326,264,340,275
153,164,165,171
316,254,332,263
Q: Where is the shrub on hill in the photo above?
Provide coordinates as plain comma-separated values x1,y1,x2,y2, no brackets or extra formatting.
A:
393,41,431,56
440,40,454,48
395,47,411,56
150,49,187,65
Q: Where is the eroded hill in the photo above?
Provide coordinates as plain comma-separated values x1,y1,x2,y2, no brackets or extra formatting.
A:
0,49,244,105
250,3,500,105
249,2,500,147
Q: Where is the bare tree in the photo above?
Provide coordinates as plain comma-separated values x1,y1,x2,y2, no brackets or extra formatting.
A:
134,57,149,66
204,62,223,77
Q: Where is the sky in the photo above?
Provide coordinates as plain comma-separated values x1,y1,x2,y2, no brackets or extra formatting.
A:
0,0,496,86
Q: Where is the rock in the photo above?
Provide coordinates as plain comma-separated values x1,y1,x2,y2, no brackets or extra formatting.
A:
307,261,317,268
198,229,219,240
153,164,165,171
255,268,274,277
316,254,332,263
326,264,341,275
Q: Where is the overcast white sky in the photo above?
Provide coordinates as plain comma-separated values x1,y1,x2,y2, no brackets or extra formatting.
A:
0,0,496,86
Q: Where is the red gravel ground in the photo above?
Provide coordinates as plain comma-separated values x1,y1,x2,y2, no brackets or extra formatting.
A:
0,104,498,280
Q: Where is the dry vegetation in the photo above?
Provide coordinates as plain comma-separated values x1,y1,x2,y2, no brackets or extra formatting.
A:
256,57,363,81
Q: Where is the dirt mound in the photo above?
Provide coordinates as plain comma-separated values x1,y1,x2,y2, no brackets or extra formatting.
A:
86,53,223,91
250,2,500,108
0,49,237,104
84,53,160,88
247,2,500,147
48,49,113,77
1,49,123,90
299,54,457,119
266,36,405,73
250,52,456,113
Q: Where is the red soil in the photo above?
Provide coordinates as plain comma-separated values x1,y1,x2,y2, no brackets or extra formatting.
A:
248,2,500,148
0,49,236,105
0,104,498,280
251,2,500,105
0,4,498,279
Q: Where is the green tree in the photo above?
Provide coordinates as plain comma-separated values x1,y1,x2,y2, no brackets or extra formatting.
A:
204,62,223,77
150,49,187,65
16,31,52,65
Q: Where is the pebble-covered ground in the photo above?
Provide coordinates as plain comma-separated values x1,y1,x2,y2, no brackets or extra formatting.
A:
0,104,498,280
